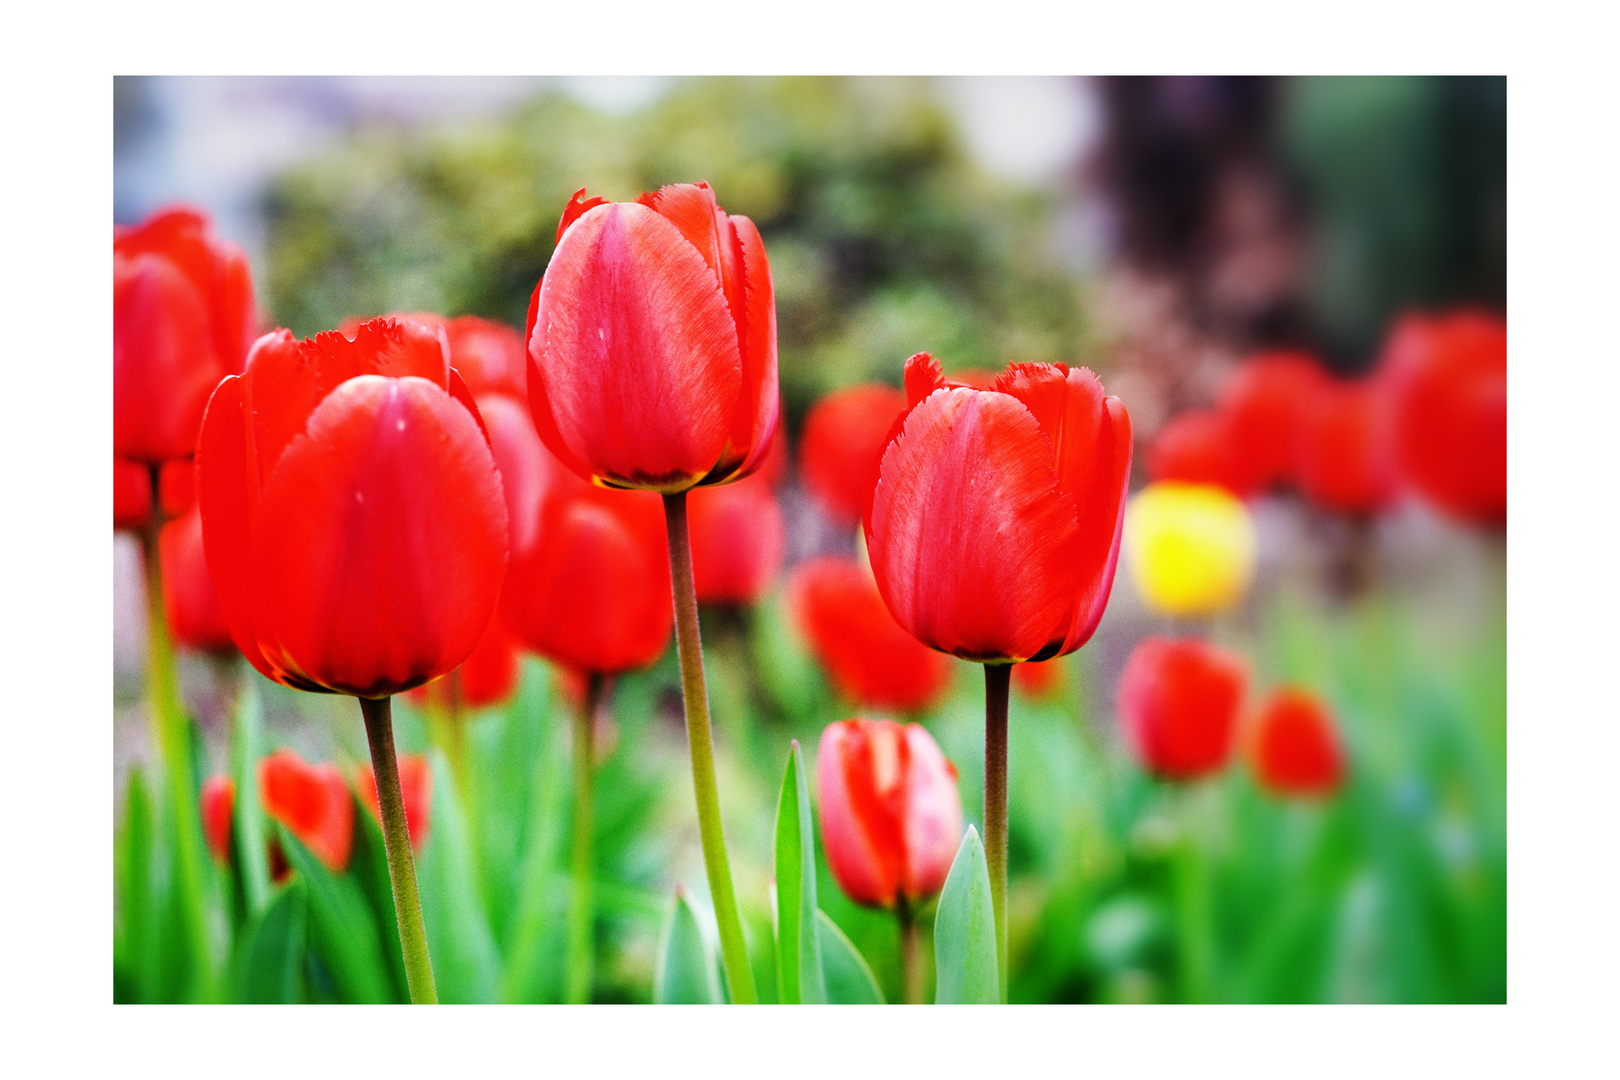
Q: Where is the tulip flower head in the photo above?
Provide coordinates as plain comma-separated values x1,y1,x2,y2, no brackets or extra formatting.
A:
1295,377,1400,516
1117,636,1248,781
194,318,510,698
799,383,908,523
865,354,1133,664
160,507,235,654
1217,351,1329,493
687,473,785,605
526,181,778,493
199,774,235,863
115,458,152,531
1012,657,1064,700
1247,687,1345,798
408,611,521,713
1124,481,1257,619
787,556,953,714
816,718,964,909
1148,409,1254,498
358,754,434,852
259,749,354,872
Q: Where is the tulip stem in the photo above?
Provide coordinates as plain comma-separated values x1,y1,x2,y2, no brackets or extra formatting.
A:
983,662,1011,1004
567,672,607,1004
138,474,214,1000
897,896,924,1005
360,696,438,1004
663,491,758,1005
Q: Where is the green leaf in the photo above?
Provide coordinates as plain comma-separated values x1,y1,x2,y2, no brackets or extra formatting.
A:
773,739,826,1004
234,880,308,1003
117,768,161,1002
934,825,999,1004
818,910,884,1004
277,825,393,1003
415,750,500,1003
229,680,272,917
655,889,720,1004
499,720,568,1003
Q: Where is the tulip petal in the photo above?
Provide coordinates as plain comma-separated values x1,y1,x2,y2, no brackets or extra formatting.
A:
114,252,220,461
716,213,780,480
900,724,963,901
816,722,901,907
555,187,609,246
248,375,508,697
867,387,1082,662
904,352,945,409
637,181,725,289
1057,394,1133,654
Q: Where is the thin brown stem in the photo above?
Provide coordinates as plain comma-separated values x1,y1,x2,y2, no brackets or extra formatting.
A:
983,662,1011,1004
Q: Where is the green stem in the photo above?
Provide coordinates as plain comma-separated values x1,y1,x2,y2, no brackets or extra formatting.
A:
567,672,607,1004
897,895,923,1005
360,696,438,1004
138,473,214,999
663,491,757,1005
1172,788,1214,1003
983,662,1011,1004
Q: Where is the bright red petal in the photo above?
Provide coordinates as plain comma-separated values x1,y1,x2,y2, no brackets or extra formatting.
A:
556,187,609,246
799,384,909,523
714,213,779,482
161,507,235,654
114,251,221,461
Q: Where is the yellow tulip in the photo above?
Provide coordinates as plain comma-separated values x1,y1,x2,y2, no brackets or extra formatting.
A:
1124,481,1257,618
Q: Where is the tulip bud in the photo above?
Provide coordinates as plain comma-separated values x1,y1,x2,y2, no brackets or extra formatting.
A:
1217,351,1328,493
1247,687,1345,797
1123,481,1256,619
258,749,354,872
1295,378,1399,516
816,718,963,909
799,384,908,523
357,754,434,852
1117,636,1248,781
160,507,235,655
199,774,235,863
1148,410,1255,498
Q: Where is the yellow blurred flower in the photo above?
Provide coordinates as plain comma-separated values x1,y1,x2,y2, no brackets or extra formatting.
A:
1124,481,1257,618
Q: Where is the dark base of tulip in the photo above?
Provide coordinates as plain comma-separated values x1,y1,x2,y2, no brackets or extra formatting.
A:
360,696,438,1004
567,673,607,1004
983,662,1011,1004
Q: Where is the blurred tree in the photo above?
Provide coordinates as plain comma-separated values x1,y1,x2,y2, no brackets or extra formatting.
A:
262,77,1091,427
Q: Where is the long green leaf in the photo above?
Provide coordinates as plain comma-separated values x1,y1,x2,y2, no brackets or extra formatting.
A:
934,826,999,1004
415,750,500,1003
229,680,271,917
117,768,160,1002
774,740,826,1004
234,880,308,1003
818,910,884,1004
277,825,393,1003
655,889,720,1004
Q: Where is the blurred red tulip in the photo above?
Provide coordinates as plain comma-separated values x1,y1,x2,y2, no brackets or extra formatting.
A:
1217,351,1328,492
446,315,527,400
1383,310,1506,526
866,354,1133,663
687,473,785,604
1247,687,1345,798
358,754,434,852
944,367,999,390
408,611,521,712
159,507,235,654
799,384,907,522
1295,377,1399,515
526,181,778,492
1117,636,1248,781
114,458,152,530
259,749,354,872
1012,658,1064,699
816,718,963,908
1148,409,1255,498
199,774,235,863
788,556,953,713
158,459,196,517
115,207,256,464
195,318,509,697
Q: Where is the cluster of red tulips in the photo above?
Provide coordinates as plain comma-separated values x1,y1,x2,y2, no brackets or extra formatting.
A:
114,179,1503,1005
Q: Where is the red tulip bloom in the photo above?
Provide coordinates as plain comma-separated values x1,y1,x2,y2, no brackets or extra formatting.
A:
115,458,152,530
408,610,521,712
944,368,999,391
194,318,509,698
1217,351,1328,493
817,718,963,909
160,507,235,654
687,473,785,604
1117,636,1248,781
1383,310,1507,526
199,774,235,863
526,181,778,492
446,315,527,399
358,754,434,852
1148,409,1254,498
1295,377,1399,515
788,557,953,714
115,207,256,464
1247,686,1345,797
259,749,354,872
865,354,1133,663
799,384,908,522
1012,658,1063,699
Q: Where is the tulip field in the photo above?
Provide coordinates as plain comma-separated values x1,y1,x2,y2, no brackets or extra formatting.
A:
112,77,1506,1006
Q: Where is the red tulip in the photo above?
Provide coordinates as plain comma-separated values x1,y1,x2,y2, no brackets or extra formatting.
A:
194,318,509,697
115,207,256,464
259,749,354,871
526,181,778,492
159,507,235,654
817,718,962,909
1117,636,1248,781
358,754,434,852
115,457,152,530
799,384,908,522
787,557,953,713
446,315,527,399
1148,409,1255,498
1383,310,1506,526
408,610,521,712
199,774,235,863
1295,377,1399,515
687,473,785,604
1012,658,1063,699
1247,686,1345,797
1217,351,1328,492
944,368,999,391
158,458,196,517
865,354,1133,663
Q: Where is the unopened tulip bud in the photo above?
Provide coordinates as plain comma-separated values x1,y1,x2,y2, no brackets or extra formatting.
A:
1117,636,1248,781
259,749,354,872
199,774,235,863
1248,687,1345,797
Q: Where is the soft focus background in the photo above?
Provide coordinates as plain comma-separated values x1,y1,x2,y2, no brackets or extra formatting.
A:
114,76,1505,1003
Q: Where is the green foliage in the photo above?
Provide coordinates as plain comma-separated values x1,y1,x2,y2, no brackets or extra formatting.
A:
773,740,826,1003
655,890,721,1004
933,826,1000,1004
